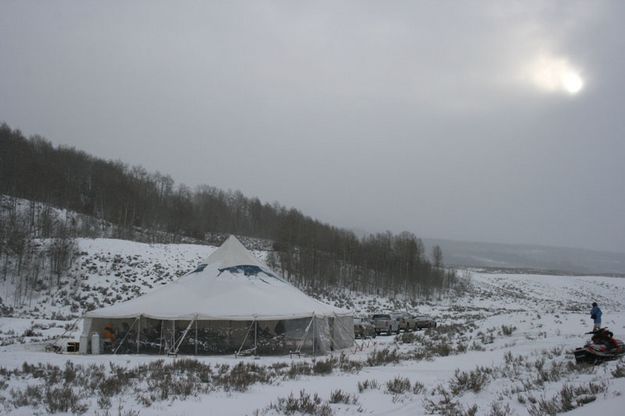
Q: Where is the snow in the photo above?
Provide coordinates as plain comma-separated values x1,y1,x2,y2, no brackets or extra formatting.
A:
2,238,625,415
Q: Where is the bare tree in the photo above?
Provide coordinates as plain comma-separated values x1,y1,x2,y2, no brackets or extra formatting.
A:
432,245,443,269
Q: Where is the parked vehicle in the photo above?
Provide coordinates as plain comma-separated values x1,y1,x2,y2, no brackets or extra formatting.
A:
574,328,625,364
390,312,407,332
399,313,418,331
371,313,400,335
413,315,437,330
353,317,377,339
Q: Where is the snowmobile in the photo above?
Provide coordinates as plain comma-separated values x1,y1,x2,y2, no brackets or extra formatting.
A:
573,328,625,364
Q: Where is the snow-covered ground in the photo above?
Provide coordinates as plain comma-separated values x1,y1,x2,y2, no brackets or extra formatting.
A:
1,239,625,415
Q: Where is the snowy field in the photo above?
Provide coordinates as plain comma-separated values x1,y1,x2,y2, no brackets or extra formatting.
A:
1,239,625,415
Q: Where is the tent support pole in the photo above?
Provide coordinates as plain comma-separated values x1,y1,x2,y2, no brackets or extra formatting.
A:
136,315,141,354
113,317,139,355
159,320,164,354
254,320,258,358
312,314,316,359
194,319,198,355
172,320,175,351
235,320,256,357
294,316,315,357
170,318,195,356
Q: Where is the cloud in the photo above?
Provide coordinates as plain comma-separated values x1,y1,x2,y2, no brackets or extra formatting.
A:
1,0,624,251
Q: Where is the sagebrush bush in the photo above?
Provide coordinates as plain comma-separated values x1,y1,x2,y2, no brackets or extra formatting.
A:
268,390,333,416
449,367,491,395
469,341,485,351
385,377,411,395
526,382,606,416
397,332,418,344
488,401,513,416
287,362,312,379
218,362,270,392
329,389,357,404
312,358,334,375
10,384,44,408
612,363,625,378
412,381,425,395
527,396,560,416
45,386,88,414
500,325,516,336
366,348,401,366
432,341,452,357
337,354,363,373
357,379,379,393
6,358,273,412
3,353,377,414
424,385,478,416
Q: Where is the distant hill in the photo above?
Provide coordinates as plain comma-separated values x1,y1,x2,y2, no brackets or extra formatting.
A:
423,238,625,276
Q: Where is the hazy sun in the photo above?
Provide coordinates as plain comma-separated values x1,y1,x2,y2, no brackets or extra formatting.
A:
562,71,583,94
526,53,584,95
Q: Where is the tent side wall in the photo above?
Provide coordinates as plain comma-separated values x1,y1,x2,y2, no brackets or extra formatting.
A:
332,315,355,350
82,314,354,355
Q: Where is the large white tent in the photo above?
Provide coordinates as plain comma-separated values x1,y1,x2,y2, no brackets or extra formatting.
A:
82,236,354,355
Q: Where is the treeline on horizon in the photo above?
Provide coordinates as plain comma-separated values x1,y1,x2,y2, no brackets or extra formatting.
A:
0,123,457,296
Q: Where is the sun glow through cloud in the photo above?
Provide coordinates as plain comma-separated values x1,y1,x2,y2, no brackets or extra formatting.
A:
526,52,584,95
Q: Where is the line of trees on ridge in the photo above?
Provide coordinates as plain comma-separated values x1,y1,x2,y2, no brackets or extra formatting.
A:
0,123,456,297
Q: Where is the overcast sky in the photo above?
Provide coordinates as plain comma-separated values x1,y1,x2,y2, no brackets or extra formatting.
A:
1,1,624,252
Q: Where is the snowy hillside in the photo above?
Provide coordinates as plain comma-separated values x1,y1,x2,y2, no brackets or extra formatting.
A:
1,238,212,321
1,238,625,415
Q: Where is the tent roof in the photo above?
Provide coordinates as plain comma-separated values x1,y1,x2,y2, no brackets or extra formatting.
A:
203,235,267,269
85,235,350,321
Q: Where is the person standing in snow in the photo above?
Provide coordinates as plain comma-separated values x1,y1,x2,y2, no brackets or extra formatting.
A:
591,302,602,332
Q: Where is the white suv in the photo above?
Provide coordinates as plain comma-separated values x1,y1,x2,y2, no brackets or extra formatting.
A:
371,313,400,335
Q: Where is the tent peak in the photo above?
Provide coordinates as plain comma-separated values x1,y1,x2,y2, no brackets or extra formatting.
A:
205,235,266,269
